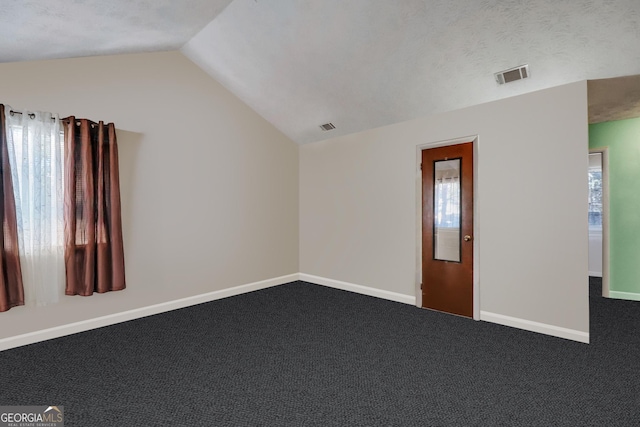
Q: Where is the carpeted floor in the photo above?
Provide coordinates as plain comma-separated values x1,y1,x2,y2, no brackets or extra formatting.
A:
589,276,603,297
1,280,639,426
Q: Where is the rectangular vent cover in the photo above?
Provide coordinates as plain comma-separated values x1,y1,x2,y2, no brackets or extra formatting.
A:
320,123,336,131
495,65,530,85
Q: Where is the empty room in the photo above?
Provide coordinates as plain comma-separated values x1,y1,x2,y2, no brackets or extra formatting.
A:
1,1,639,425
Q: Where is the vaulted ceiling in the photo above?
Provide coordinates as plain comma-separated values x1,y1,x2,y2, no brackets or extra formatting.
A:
0,0,233,61
1,0,639,144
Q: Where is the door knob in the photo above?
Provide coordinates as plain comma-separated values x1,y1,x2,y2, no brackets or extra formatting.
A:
464,235,472,242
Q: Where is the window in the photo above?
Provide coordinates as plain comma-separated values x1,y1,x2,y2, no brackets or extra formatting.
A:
5,111,66,306
1,106,126,311
434,160,461,229
7,126,65,251
588,154,602,229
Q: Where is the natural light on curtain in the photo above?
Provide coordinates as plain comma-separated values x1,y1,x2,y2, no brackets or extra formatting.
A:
434,176,460,228
5,109,65,306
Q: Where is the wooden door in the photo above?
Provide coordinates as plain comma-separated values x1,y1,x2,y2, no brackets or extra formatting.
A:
422,142,473,318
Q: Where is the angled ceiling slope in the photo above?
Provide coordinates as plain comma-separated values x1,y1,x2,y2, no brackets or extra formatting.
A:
0,1,639,144
0,0,233,63
183,0,640,144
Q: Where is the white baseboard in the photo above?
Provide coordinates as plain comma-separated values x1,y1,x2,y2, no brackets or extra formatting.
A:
4,273,596,351
608,290,640,301
0,273,299,352
480,311,589,343
299,273,416,305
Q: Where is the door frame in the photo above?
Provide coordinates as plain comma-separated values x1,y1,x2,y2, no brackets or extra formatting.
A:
589,147,610,298
416,135,480,320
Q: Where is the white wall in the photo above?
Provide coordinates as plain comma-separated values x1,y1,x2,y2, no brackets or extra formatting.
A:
0,52,299,343
300,82,589,339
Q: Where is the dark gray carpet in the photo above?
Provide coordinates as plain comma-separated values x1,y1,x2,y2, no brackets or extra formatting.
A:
589,275,602,297
1,280,639,426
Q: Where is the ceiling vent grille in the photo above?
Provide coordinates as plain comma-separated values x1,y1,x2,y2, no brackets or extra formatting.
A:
319,123,336,131
495,65,530,85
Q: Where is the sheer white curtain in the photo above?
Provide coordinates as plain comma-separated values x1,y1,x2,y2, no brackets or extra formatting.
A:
5,108,65,306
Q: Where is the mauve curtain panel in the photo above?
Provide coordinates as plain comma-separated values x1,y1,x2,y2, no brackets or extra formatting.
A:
0,105,25,311
64,118,125,296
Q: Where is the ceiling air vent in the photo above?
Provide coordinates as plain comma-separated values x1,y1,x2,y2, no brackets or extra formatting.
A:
495,64,530,85
319,123,336,131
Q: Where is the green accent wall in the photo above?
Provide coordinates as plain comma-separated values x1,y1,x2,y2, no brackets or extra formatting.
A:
589,117,640,294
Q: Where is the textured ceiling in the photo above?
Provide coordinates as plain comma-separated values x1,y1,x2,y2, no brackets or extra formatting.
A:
1,1,639,144
589,75,640,124
0,0,233,62
183,0,640,143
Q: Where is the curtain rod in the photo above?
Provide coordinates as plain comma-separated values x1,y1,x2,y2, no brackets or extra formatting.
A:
7,109,105,127
9,109,61,121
